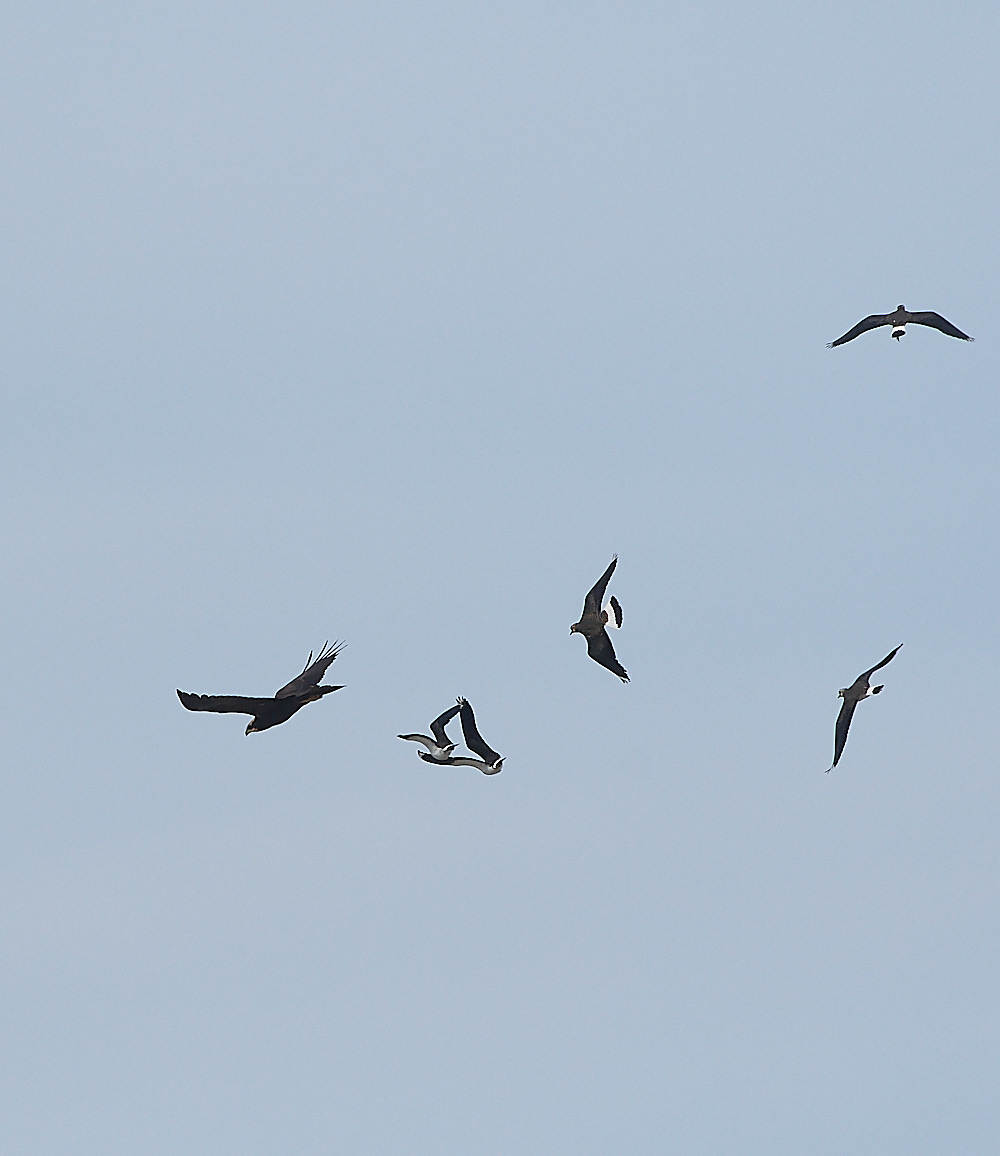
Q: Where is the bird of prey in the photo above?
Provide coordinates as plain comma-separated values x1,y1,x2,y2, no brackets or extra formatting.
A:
827,645,902,772
177,641,345,734
398,703,462,762
828,306,972,346
570,556,628,683
456,697,504,772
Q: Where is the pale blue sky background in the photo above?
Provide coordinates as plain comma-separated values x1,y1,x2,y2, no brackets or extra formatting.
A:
2,2,999,1151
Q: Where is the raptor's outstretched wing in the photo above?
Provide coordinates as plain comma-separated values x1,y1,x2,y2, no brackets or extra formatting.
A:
177,691,269,716
276,641,345,698
827,314,891,347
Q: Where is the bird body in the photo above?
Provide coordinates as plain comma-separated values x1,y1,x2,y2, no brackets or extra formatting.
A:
827,645,902,771
177,642,345,734
570,556,629,682
828,306,972,346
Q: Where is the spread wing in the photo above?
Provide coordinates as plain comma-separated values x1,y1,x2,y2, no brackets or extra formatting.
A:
829,697,858,770
909,312,973,340
862,644,902,681
582,556,618,619
430,703,461,746
827,313,891,347
445,756,503,775
586,629,629,683
276,640,345,698
457,698,502,766
177,691,269,716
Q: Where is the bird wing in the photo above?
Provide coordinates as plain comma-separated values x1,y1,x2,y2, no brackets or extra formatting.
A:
830,696,858,769
177,691,269,716
275,640,345,698
457,698,502,766
586,629,629,682
606,595,623,629
582,556,618,619
862,644,902,681
441,756,503,775
827,688,860,772
399,733,435,751
429,703,461,746
908,312,973,340
827,314,891,347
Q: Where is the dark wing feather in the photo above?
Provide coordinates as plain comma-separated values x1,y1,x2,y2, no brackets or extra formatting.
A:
582,556,618,619
430,703,461,746
177,691,269,716
827,314,891,347
586,629,629,683
457,698,502,766
276,640,345,698
831,697,858,769
908,312,973,340
608,595,623,628
862,644,902,681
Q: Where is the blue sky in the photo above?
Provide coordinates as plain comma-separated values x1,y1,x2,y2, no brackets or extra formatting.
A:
2,3,999,1151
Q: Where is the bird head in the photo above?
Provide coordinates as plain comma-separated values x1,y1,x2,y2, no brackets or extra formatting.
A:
569,623,579,635
897,305,905,312
837,688,847,698
246,720,259,735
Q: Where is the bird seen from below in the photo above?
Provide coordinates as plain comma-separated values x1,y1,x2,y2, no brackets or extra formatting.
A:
827,645,902,772
177,641,345,734
828,306,972,346
398,703,462,761
570,556,628,683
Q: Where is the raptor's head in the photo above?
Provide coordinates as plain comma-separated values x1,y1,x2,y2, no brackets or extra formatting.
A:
246,720,259,735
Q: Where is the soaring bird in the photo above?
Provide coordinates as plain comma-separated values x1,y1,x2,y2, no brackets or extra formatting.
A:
570,556,628,683
828,306,972,346
398,703,462,762
456,697,504,772
177,642,345,734
827,645,902,771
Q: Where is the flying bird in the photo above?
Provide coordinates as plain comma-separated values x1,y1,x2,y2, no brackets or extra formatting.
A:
456,697,504,772
398,703,462,761
570,556,628,682
417,751,503,776
828,306,972,346
177,641,345,734
827,645,902,772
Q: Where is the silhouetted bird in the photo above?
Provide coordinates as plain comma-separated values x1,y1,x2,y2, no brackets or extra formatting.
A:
828,306,972,346
570,556,628,682
177,642,344,734
827,645,902,771
399,703,462,761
